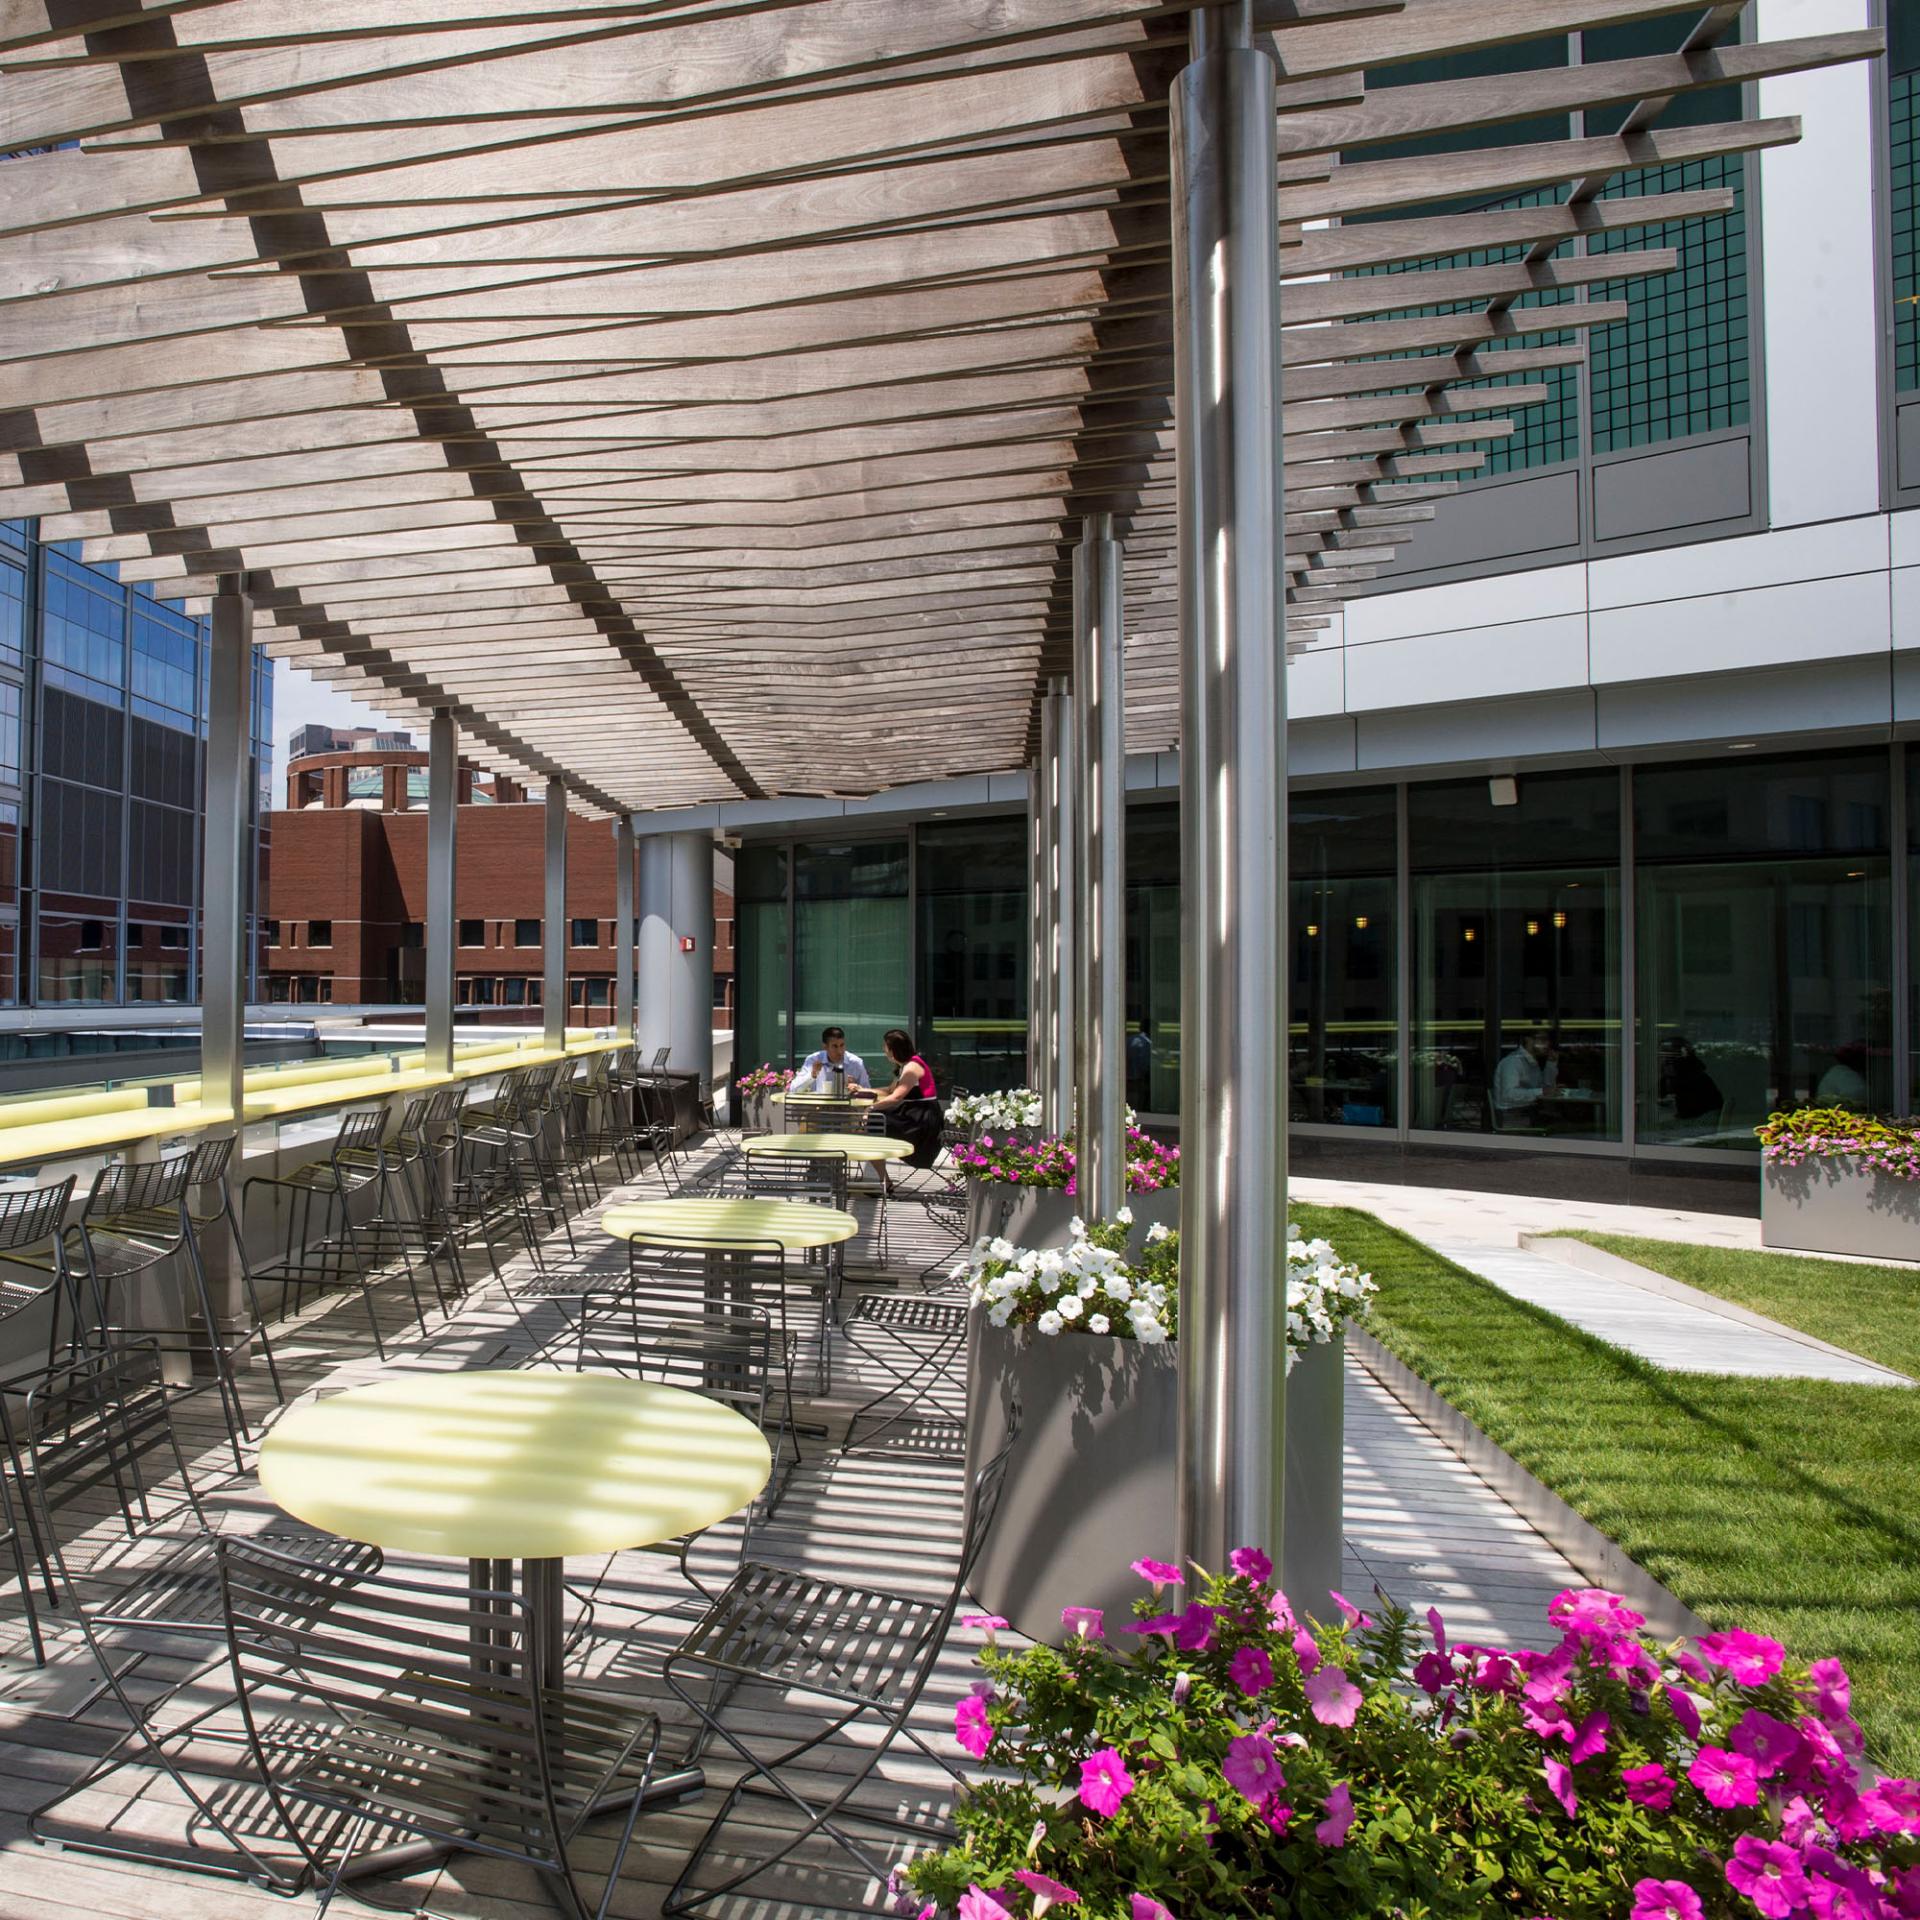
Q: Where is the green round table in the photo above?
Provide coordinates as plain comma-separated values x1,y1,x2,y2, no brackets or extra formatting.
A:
601,1196,858,1251
742,1132,911,1166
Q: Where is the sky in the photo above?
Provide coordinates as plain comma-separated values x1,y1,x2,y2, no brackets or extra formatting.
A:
271,654,408,760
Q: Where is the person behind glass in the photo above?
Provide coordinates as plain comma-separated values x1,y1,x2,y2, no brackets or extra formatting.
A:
1492,1028,1557,1128
861,1027,944,1168
789,1025,870,1096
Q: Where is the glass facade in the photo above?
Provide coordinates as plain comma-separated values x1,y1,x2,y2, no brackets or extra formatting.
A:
1891,0,1920,395
0,522,271,1009
735,747,1918,1160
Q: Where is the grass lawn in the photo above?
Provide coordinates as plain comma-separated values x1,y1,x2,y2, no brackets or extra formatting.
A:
1294,1203,1920,1774
1549,1231,1920,1378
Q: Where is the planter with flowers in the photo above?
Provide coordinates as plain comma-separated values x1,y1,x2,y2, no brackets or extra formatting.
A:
949,1087,1047,1143
962,1217,1373,1642
956,1127,1182,1250
902,1555,1919,1920
1757,1108,1920,1261
733,1061,784,1134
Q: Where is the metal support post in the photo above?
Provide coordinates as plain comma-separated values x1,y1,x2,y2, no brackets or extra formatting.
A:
425,709,458,1073
638,829,716,1092
1172,5,1289,1573
543,780,568,1048
1074,516,1127,1216
615,815,637,1039
202,578,252,1128
1041,677,1076,1136
1029,758,1048,1093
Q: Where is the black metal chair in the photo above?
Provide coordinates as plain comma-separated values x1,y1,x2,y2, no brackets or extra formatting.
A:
660,1433,1018,1917
838,1287,970,1455
742,1148,851,1361
448,1064,564,1276
0,1173,87,1367
216,1541,671,1920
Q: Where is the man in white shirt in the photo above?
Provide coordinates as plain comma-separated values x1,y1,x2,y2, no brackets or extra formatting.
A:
789,1025,871,1094
1492,1029,1557,1127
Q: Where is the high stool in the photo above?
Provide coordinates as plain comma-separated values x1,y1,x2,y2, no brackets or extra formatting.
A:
0,1175,85,1369
448,1067,554,1277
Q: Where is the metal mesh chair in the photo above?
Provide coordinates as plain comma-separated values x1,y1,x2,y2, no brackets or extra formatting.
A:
740,1150,849,1377
448,1064,568,1276
0,1173,85,1366
659,1432,1019,1917
12,1344,380,1888
792,1100,860,1135
838,1287,970,1455
215,1541,671,1920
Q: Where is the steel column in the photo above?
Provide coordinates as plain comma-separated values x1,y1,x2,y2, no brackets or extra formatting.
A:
543,780,568,1048
638,829,716,1090
1041,677,1077,1136
425,709,458,1073
1172,8,1288,1573
615,815,637,1039
1073,516,1127,1216
1028,757,1048,1091
202,578,252,1127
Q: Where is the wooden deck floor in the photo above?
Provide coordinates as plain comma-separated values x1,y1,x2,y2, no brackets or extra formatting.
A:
0,1144,1580,1919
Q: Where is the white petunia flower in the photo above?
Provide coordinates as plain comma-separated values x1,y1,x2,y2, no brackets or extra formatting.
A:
1115,1205,1134,1226
1088,1313,1110,1334
1056,1293,1082,1320
1145,1221,1171,1245
1037,1310,1063,1336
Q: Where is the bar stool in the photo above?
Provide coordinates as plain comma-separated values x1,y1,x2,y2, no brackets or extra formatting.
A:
0,1175,86,1369
338,1088,468,1320
448,1066,555,1277
243,1108,430,1363
390,1085,471,1299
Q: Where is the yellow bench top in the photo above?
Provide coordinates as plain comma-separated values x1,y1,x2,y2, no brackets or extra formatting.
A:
743,1132,911,1164
601,1197,859,1251
242,1066,456,1120
0,1087,152,1128
0,1102,235,1172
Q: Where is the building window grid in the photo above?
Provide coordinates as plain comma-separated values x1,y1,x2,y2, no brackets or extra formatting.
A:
1893,62,1920,394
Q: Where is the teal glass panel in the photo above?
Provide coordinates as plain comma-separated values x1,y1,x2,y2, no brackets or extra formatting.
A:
792,839,909,1076
1892,1,1920,392
1125,805,1181,1115
733,844,789,1075
915,817,1027,1096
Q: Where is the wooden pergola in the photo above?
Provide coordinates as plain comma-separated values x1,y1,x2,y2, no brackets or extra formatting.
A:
0,0,1875,816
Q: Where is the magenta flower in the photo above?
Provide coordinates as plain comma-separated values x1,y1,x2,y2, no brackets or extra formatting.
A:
1258,1797,1291,1836
1060,1606,1104,1641
1697,1628,1786,1687
1292,1625,1321,1676
1622,1762,1676,1810
1730,1708,1804,1777
1666,1686,1703,1740
1131,1557,1182,1588
1077,1747,1135,1818
1012,1869,1081,1909
1315,1781,1355,1848
1132,1612,1183,1641
1304,1665,1362,1728
959,1889,1014,1920
1805,1656,1853,1725
1228,1645,1273,1697
1130,1900,1175,1920
1565,1710,1610,1764
1543,1756,1577,1818
1690,1745,1761,1809
1228,1546,1273,1583
960,1612,1008,1635
1222,1732,1285,1804
1170,1602,1217,1652
1671,1648,1714,1686
954,1693,993,1760
1725,1836,1809,1918
1413,1651,1454,1696
1631,1880,1704,1920
1329,1589,1372,1630
1862,1778,1920,1835
1549,1587,1647,1641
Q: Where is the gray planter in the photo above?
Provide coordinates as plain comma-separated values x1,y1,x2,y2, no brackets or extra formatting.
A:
1762,1155,1920,1262
962,1180,1181,1254
965,1319,1345,1641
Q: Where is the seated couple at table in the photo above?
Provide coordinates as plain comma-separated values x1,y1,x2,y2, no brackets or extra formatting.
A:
789,1025,944,1167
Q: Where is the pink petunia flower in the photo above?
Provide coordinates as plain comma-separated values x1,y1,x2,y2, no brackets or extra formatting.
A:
1729,1708,1804,1777
1549,1587,1647,1641
1329,1589,1372,1630
1426,1606,1448,1654
1724,1836,1809,1919
1566,1711,1610,1764
1228,1546,1273,1583
1130,1900,1175,1920
1228,1645,1273,1698
1222,1732,1285,1805
1315,1781,1355,1848
1621,1762,1675,1810
958,1888,1015,1920
1304,1665,1362,1729
1697,1628,1786,1687
1077,1747,1135,1818
954,1693,993,1760
1690,1745,1761,1809
1862,1778,1920,1835
1268,1590,1295,1632
1804,1656,1853,1726
1543,1756,1578,1818
1292,1625,1322,1676
1013,1869,1081,1910
1412,1650,1454,1696
1060,1606,1104,1641
1631,1879,1704,1920
1170,1602,1217,1652
1131,1558,1183,1588
1666,1686,1703,1741
959,1613,1008,1636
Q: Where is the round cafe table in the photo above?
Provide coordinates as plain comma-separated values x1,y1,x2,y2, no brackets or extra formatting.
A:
600,1195,858,1252
741,1132,911,1166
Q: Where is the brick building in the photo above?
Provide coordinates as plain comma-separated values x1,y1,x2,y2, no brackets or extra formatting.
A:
264,741,734,1023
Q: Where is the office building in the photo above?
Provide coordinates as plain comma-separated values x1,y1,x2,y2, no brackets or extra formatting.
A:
0,519,271,1010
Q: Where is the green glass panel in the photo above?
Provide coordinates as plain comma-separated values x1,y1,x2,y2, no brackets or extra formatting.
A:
916,817,1028,1095
792,839,909,1075
1125,805,1181,1115
733,845,789,1074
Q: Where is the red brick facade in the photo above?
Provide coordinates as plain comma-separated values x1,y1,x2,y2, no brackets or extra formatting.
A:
263,762,734,1021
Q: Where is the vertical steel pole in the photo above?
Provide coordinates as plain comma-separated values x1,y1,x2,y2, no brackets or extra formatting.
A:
615,814,637,1039
425,709,458,1073
1035,713,1060,1123
1029,758,1047,1092
203,577,252,1127
1074,516,1127,1216
1047,677,1077,1136
1173,4,1287,1573
543,779,568,1048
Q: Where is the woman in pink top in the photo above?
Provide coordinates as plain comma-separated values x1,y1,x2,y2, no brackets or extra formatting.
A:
864,1027,944,1167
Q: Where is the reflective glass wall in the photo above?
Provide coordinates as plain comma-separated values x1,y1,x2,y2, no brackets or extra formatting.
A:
1126,807,1181,1114
917,818,1027,1093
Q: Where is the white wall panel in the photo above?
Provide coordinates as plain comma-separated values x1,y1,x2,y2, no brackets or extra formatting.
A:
1344,614,1589,712
1588,515,1888,610
1340,562,1586,645
1287,645,1345,718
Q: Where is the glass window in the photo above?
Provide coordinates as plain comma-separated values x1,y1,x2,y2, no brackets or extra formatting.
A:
458,918,485,947
265,920,280,946
37,778,123,897
1893,0,1920,394
37,914,119,1004
1411,771,1622,1139
307,919,332,948
514,918,541,947
1638,752,1892,1147
0,561,22,673
1126,805,1181,1114
735,844,789,1072
792,839,908,1072
1291,788,1397,1128
915,817,1028,1096
0,679,20,785
570,917,598,948
502,976,528,1005
126,920,190,1003
43,555,126,696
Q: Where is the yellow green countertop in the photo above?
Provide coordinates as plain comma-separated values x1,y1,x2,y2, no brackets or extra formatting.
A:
742,1132,911,1164
0,1102,236,1172
601,1196,859,1251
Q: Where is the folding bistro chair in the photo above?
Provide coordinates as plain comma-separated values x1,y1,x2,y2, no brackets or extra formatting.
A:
659,1433,1018,1916
0,1174,87,1368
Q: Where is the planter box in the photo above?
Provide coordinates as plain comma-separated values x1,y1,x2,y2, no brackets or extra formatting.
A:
1762,1155,1920,1262
962,1180,1180,1253
965,1319,1344,1642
